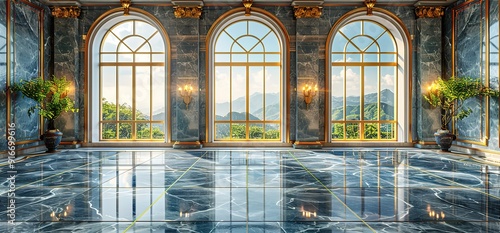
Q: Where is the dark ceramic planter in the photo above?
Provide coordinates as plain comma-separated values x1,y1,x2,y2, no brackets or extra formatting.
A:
434,130,456,152
43,129,63,153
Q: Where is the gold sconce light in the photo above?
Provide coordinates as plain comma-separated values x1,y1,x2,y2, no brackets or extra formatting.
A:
178,84,194,109
302,83,318,109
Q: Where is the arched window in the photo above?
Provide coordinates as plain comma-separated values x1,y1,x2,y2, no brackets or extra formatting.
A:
208,11,287,142
87,11,169,142
327,11,410,142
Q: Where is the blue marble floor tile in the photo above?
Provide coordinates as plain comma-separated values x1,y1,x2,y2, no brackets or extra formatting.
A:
1,148,500,232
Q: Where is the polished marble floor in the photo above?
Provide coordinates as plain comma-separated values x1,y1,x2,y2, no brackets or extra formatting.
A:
1,148,500,232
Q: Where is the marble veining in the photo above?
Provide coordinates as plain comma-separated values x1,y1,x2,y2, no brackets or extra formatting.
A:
1,148,500,232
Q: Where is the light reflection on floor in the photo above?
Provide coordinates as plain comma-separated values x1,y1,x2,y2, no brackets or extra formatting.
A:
1,148,500,232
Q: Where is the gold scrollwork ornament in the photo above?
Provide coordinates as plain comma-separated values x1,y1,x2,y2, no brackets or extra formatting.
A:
51,6,81,18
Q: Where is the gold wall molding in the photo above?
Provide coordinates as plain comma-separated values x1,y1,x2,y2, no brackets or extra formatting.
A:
174,6,202,18
51,6,81,18
293,6,323,18
415,6,444,18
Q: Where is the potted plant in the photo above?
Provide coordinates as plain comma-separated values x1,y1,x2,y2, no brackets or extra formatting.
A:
10,76,78,152
424,76,499,151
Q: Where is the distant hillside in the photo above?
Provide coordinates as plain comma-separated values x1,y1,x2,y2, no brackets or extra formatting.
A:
331,89,395,120
215,92,280,120
332,89,394,109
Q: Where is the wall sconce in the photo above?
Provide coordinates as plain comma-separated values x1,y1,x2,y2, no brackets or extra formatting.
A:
178,84,194,109
302,83,318,109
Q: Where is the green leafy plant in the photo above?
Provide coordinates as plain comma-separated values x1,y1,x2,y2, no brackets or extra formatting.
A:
11,76,78,130
423,76,499,130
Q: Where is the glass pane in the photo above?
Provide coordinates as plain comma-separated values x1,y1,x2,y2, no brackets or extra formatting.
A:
265,123,280,139
249,123,264,139
135,66,151,119
152,123,165,139
232,53,247,62
102,54,116,62
346,54,361,62
136,123,150,139
118,67,133,120
249,54,263,62
151,66,165,121
346,43,359,52
364,21,385,38
352,36,372,51
215,54,230,62
248,21,269,40
381,54,395,62
340,21,361,39
225,21,247,40
215,66,230,119
364,66,378,121
262,33,280,52
332,35,348,52
215,123,230,140
152,53,165,62
345,66,360,121
119,123,132,139
381,66,396,120
135,21,155,39
102,123,117,139
123,37,145,51
136,43,151,53
101,66,117,117
102,33,119,52
135,53,150,62
118,53,133,62
149,33,164,52
111,21,133,39
346,123,360,139
249,66,264,120
332,123,344,140
231,123,246,139
331,53,344,62
331,66,344,120
265,54,280,62
363,54,378,62
381,123,395,139
265,66,280,121
231,66,246,116
378,32,395,52
216,32,233,52
364,123,378,139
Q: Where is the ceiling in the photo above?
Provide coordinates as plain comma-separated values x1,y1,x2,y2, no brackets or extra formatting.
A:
40,0,459,7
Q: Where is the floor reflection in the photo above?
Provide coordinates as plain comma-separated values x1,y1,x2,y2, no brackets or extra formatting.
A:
1,149,500,232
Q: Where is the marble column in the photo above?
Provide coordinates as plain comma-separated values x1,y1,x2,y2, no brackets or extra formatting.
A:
414,6,443,147
293,4,323,149
171,5,202,149
0,1,7,151
52,6,81,146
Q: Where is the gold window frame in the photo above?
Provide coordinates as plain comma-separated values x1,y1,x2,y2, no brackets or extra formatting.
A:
212,20,283,141
329,20,399,141
98,19,166,141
